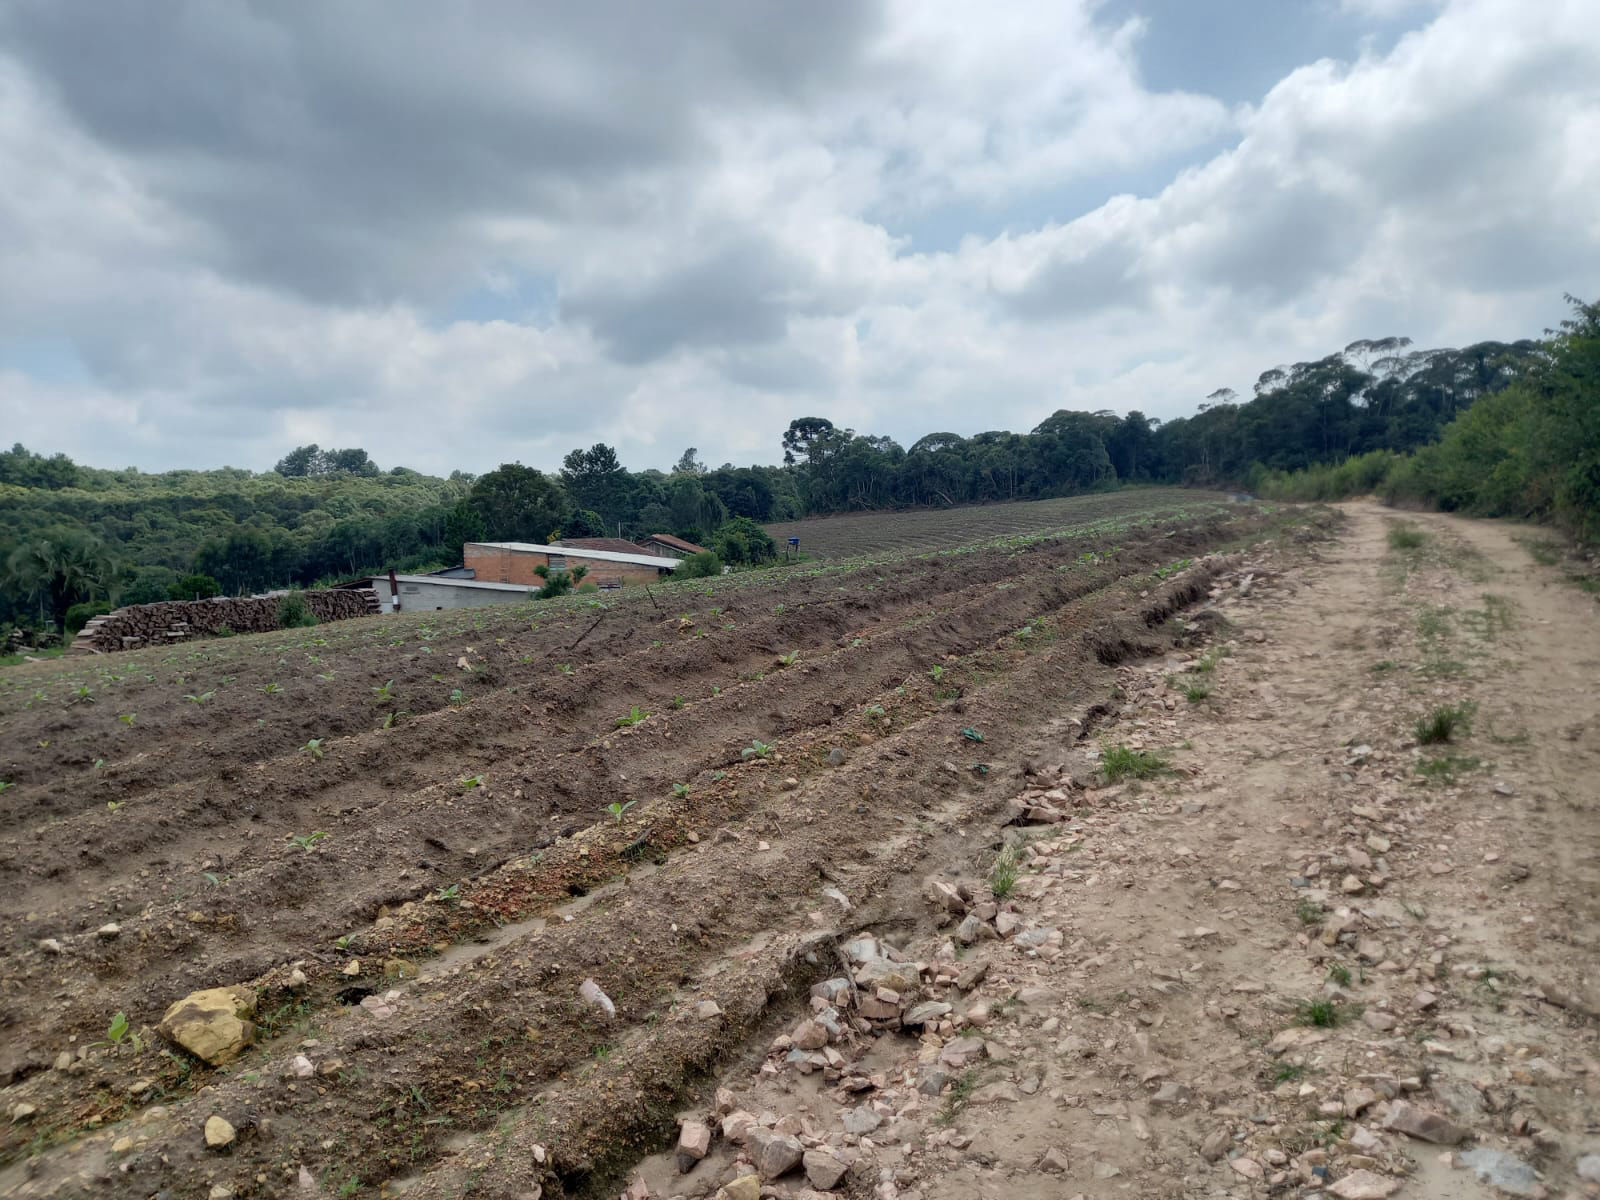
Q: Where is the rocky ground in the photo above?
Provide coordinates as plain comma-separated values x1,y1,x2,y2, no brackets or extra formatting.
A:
621,504,1600,1200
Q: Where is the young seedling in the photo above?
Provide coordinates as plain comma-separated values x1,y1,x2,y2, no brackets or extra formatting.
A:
777,650,800,667
449,688,466,705
606,800,636,824
302,738,325,759
72,685,96,704
106,800,123,813
263,683,283,695
381,710,410,730
927,665,946,682
741,739,774,760
183,691,215,704
614,705,650,728
373,679,396,703
289,831,328,851
670,694,685,709
433,883,461,902
961,727,985,743
118,712,136,724
556,663,575,676
0,781,12,793
672,783,691,798
863,704,886,719
459,774,485,789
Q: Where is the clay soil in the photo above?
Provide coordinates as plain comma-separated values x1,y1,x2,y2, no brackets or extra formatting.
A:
0,490,1274,1196
7,497,1592,1200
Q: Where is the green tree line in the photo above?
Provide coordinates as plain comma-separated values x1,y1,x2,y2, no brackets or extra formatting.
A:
1260,297,1600,540
5,298,1583,638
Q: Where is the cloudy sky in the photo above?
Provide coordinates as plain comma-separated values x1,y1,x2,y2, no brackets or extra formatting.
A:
2,0,1597,476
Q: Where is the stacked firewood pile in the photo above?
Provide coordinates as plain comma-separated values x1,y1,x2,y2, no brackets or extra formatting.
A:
71,590,379,654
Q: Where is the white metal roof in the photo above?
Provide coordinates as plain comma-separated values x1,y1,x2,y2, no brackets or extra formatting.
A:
380,574,533,592
467,542,682,569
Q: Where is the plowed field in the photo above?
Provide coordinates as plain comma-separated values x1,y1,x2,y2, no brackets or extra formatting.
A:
0,491,1305,1199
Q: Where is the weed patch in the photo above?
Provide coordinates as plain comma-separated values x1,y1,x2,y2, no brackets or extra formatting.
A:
1098,743,1169,783
1414,702,1475,745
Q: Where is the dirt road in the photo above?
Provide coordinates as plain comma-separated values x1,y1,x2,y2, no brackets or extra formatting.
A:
608,503,1600,1200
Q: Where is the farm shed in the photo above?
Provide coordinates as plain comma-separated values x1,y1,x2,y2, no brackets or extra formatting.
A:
352,573,534,612
463,542,681,590
637,532,708,557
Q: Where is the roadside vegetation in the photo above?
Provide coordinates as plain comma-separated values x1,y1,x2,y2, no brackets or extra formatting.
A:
1262,296,1600,544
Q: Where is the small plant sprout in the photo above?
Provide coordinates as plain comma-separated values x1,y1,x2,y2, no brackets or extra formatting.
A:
263,682,283,695
302,738,325,759
556,663,575,676
1179,679,1211,703
183,690,215,704
606,800,636,824
989,845,1020,898
102,1011,139,1050
449,688,466,705
118,712,136,724
961,727,985,743
459,774,485,789
1327,963,1352,987
289,831,329,851
373,679,396,703
381,710,410,729
670,694,685,709
106,800,123,812
777,650,800,667
615,705,650,728
72,684,95,704
927,664,946,682
433,883,461,902
672,783,691,798
863,704,886,719
0,781,13,793
741,739,774,760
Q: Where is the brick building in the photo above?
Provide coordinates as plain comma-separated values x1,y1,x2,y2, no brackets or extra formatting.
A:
463,542,681,590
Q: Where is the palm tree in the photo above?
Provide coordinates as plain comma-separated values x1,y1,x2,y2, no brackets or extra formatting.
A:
4,529,112,630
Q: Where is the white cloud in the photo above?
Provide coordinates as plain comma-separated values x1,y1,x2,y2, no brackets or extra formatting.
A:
0,0,1596,474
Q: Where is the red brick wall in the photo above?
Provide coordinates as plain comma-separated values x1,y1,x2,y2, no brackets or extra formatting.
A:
464,545,667,589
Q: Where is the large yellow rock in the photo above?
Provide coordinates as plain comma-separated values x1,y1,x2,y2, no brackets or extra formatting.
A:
159,986,257,1065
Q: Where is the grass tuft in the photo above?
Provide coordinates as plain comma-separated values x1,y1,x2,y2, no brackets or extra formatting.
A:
1298,998,1343,1028
1414,702,1475,745
1387,524,1428,551
989,845,1020,899
1099,743,1169,783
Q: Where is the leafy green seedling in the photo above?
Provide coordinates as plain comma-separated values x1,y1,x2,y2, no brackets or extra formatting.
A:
741,739,774,760
433,883,461,902
615,705,650,727
672,783,691,798
106,800,123,812
302,738,324,759
460,774,485,789
263,683,283,695
118,712,136,724
777,650,800,667
373,679,395,703
289,831,328,851
607,800,636,824
961,727,985,743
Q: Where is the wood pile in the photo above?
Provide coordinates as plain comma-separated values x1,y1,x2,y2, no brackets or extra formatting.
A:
70,590,380,655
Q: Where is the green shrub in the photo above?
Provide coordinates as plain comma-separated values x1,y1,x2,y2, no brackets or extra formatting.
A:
276,591,318,629
675,551,723,579
532,563,588,599
169,573,222,601
64,601,112,637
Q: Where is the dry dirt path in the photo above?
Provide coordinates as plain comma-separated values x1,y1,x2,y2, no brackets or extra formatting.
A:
614,503,1600,1200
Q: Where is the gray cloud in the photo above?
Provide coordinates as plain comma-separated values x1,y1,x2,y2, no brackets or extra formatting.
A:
0,0,1597,477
